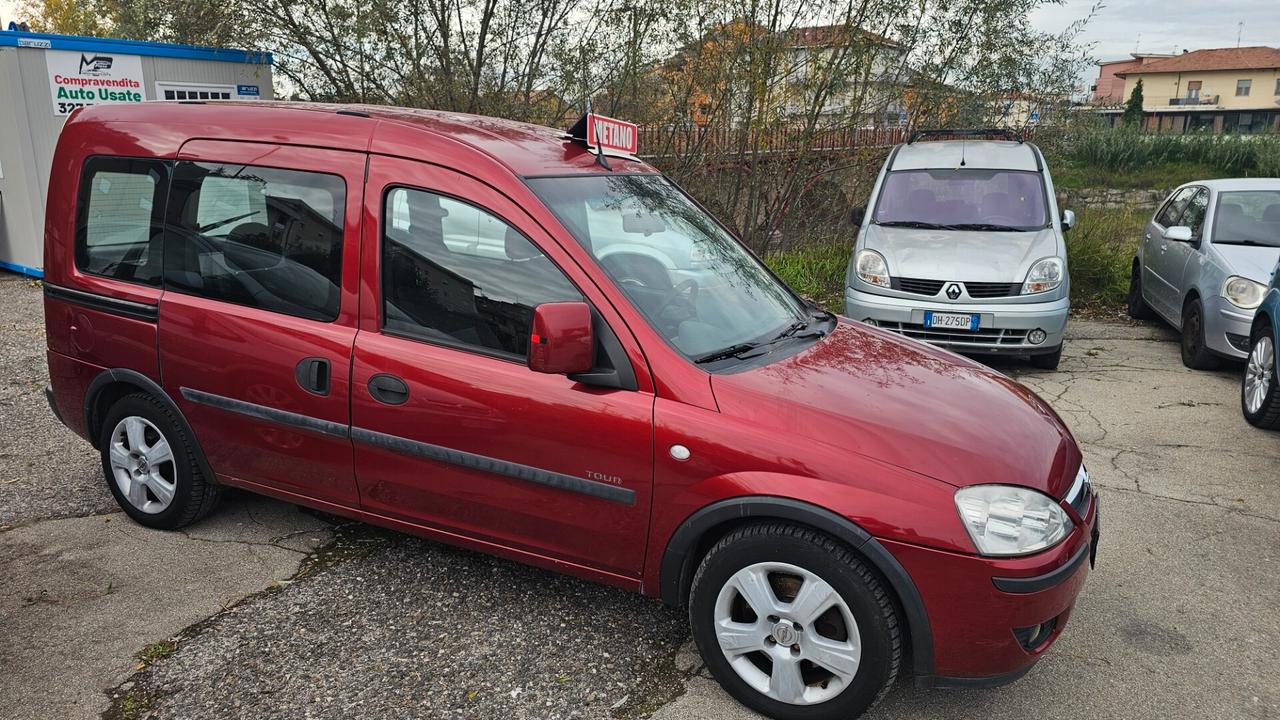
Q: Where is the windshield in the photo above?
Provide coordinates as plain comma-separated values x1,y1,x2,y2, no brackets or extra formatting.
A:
528,174,810,361
1214,191,1280,247
872,168,1049,231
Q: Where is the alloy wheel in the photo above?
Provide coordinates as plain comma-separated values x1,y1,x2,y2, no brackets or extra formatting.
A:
713,561,861,706
1245,336,1275,415
108,416,178,514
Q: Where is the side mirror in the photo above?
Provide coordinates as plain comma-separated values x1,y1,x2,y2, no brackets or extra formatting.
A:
849,206,867,227
528,302,594,375
1163,225,1194,242
1061,209,1075,232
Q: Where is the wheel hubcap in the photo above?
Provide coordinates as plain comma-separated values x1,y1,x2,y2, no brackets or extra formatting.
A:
108,416,177,514
1245,336,1274,414
713,562,861,706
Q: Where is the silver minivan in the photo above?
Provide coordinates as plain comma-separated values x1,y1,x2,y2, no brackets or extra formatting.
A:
844,130,1073,369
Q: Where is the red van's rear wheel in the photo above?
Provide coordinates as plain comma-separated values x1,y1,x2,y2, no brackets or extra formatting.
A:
688,523,900,720
99,392,222,529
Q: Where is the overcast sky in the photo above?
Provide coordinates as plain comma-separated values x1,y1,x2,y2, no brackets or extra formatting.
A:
1031,0,1279,64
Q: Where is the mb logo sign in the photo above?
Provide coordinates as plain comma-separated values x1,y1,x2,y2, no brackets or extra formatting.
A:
78,54,114,74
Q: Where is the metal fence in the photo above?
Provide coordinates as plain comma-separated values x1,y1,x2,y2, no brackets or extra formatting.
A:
636,125,911,159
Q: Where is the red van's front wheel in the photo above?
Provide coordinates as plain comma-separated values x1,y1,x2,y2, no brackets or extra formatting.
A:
688,523,901,720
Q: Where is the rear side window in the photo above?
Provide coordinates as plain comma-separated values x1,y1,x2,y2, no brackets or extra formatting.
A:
381,187,582,359
163,162,346,322
1179,189,1209,236
1156,188,1195,227
75,157,169,285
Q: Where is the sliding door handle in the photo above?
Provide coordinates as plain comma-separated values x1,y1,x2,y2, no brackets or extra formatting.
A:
295,357,331,396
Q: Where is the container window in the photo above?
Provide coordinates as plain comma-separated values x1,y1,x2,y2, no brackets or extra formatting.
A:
381,187,581,359
75,157,169,286
163,161,347,322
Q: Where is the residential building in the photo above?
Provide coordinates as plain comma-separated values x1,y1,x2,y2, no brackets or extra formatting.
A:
1107,46,1280,132
1091,53,1174,105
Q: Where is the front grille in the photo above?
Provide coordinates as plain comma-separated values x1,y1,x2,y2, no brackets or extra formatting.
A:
963,281,1021,299
882,322,1029,347
890,278,1020,298
891,277,945,296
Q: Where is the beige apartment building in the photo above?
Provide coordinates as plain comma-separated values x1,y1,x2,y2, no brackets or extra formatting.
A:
1102,46,1280,132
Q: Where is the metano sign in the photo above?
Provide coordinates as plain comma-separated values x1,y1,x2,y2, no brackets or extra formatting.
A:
46,50,146,115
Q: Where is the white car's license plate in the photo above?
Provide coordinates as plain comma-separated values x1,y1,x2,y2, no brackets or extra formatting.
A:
925,311,979,331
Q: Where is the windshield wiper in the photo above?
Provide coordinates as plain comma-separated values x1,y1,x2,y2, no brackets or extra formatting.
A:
1214,239,1276,247
876,220,958,230
947,223,1028,232
693,342,766,364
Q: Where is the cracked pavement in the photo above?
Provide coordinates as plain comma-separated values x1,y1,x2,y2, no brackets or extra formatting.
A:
2,273,1277,719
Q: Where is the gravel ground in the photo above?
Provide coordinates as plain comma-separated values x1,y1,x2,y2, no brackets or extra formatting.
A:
106,523,691,720
0,275,110,529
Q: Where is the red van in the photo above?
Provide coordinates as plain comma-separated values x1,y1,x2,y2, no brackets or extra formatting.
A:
43,102,1097,719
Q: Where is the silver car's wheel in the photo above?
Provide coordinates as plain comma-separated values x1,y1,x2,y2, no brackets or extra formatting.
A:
713,561,861,705
1244,336,1274,415
108,415,178,514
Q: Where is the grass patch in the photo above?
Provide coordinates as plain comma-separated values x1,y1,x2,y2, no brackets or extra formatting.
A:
1065,207,1146,309
764,240,850,312
1047,129,1280,190
1051,160,1219,190
136,639,179,667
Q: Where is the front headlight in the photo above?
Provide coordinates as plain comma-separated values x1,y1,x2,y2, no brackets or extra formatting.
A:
1222,275,1266,309
954,485,1072,556
855,249,891,288
1022,257,1064,295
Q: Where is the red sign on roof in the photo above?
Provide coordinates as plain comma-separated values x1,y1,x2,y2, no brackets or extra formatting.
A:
585,113,638,155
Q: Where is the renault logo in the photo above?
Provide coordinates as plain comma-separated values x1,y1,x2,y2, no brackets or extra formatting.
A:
945,283,962,300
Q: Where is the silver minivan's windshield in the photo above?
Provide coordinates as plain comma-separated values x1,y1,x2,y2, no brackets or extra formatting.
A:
1214,191,1280,247
529,174,812,362
873,169,1050,232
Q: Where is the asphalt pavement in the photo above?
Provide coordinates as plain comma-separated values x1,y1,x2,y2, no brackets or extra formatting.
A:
1,274,1276,719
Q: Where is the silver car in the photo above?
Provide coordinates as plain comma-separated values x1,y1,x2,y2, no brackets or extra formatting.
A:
1127,179,1280,369
845,132,1073,369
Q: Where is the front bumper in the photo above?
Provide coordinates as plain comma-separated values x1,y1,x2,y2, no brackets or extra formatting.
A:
845,287,1068,355
887,491,1098,685
1204,295,1254,359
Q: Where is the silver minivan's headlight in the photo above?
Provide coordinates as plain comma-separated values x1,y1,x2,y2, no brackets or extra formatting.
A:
1222,275,1266,309
855,249,891,288
1022,257,1064,294
955,484,1072,556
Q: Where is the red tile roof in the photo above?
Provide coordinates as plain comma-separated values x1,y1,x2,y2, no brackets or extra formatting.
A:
1115,46,1280,76
784,24,897,49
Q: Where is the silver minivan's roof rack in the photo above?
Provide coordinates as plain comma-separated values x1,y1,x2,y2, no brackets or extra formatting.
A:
907,128,1023,144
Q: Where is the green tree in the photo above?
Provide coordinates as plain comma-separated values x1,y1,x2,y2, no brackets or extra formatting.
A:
17,0,105,36
1122,78,1145,129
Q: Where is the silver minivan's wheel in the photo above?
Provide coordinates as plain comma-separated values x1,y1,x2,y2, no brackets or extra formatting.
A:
1242,329,1280,430
99,392,222,529
689,524,900,720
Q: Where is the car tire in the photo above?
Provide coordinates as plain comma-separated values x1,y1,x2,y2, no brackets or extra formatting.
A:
1030,345,1063,370
1180,298,1222,370
688,523,900,720
99,392,221,529
1242,327,1280,430
1127,262,1156,320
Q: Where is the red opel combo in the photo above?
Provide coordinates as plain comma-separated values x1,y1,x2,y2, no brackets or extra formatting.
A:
43,102,1097,719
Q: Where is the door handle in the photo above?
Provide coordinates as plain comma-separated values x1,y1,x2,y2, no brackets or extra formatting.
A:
368,373,409,405
295,357,331,396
